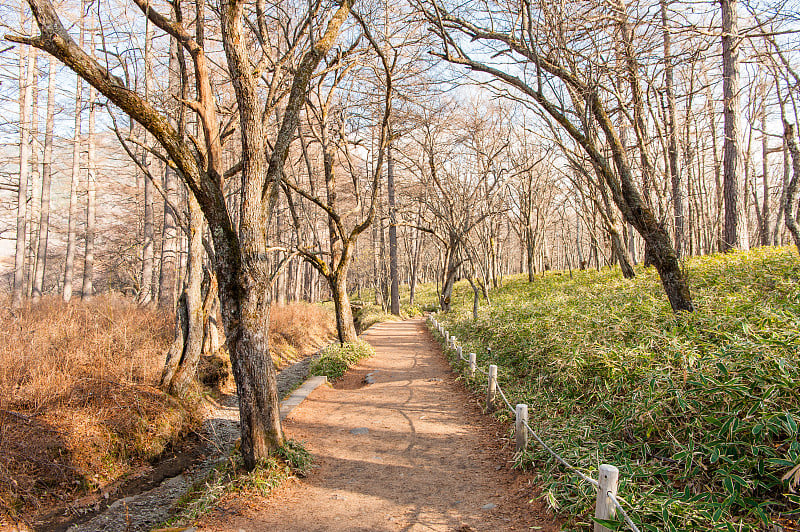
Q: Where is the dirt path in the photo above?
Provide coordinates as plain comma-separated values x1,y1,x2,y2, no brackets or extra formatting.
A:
198,318,559,532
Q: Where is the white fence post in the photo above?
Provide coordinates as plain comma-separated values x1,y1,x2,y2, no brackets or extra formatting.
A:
457,345,463,360
450,335,456,348
469,353,476,375
594,464,620,532
487,364,498,411
515,404,529,452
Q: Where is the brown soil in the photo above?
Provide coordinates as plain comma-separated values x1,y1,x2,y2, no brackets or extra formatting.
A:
197,318,560,532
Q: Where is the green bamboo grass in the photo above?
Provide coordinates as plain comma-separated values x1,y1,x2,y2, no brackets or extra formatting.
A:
428,246,800,531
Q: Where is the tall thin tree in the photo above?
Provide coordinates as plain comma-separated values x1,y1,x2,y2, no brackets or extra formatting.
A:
13,12,34,308
32,57,56,300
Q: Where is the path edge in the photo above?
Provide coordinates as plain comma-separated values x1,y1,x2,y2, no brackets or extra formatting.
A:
279,375,328,420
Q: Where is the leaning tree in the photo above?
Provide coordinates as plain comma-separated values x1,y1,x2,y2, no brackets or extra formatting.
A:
8,0,355,469
419,0,695,311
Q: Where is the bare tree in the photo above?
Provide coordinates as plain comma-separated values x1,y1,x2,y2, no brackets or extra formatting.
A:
287,15,393,342
13,11,34,308
720,0,749,251
420,0,695,311
10,0,355,469
32,56,55,300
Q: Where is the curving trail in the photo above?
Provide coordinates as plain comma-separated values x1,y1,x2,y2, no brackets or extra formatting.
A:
198,318,559,532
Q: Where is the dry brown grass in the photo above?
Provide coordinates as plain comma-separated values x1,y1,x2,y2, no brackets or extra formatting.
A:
268,302,335,369
0,296,333,525
0,295,196,522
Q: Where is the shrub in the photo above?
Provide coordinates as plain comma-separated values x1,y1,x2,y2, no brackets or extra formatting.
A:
309,340,375,381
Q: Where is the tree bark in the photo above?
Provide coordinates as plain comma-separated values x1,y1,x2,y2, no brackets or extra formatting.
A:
331,272,358,343
81,80,96,300
661,0,684,258
161,195,205,395
32,57,55,301
387,138,400,315
720,0,749,251
13,30,34,308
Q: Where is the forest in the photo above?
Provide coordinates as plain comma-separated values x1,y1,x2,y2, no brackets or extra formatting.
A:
1,0,799,529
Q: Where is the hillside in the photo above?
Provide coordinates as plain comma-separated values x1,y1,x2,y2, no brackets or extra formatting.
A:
428,246,800,530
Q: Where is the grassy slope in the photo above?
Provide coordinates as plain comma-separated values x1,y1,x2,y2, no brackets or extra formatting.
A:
0,298,335,525
426,247,800,531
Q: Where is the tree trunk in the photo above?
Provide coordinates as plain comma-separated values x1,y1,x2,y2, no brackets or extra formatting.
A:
330,273,358,343
760,95,771,246
62,1,84,303
720,0,749,251
439,238,459,312
81,80,96,300
202,272,222,356
14,32,34,308
161,195,205,395
138,17,155,305
158,38,180,308
661,0,684,258
27,53,40,300
33,57,55,301
783,123,800,256
387,139,400,315
610,229,635,279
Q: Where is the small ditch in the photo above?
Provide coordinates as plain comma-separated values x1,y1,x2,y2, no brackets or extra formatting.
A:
38,354,320,532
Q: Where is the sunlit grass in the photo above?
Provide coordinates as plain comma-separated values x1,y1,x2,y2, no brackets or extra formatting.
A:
432,246,800,531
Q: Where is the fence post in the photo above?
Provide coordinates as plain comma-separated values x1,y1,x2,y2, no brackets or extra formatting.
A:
486,364,498,412
469,353,476,375
444,330,448,342
457,345,463,360
515,404,529,452
594,464,620,532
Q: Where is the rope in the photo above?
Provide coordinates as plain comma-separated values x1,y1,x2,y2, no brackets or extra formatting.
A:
521,418,599,488
607,491,641,532
430,316,645,531
495,381,516,414
498,377,599,487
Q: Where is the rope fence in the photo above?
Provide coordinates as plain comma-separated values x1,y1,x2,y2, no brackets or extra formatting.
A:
429,313,641,532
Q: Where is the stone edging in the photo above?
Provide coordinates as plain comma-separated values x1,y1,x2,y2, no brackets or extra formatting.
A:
279,375,328,420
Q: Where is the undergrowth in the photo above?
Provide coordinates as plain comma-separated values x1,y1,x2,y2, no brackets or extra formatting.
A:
269,302,335,368
166,439,312,526
309,340,376,380
432,246,800,531
0,295,197,523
